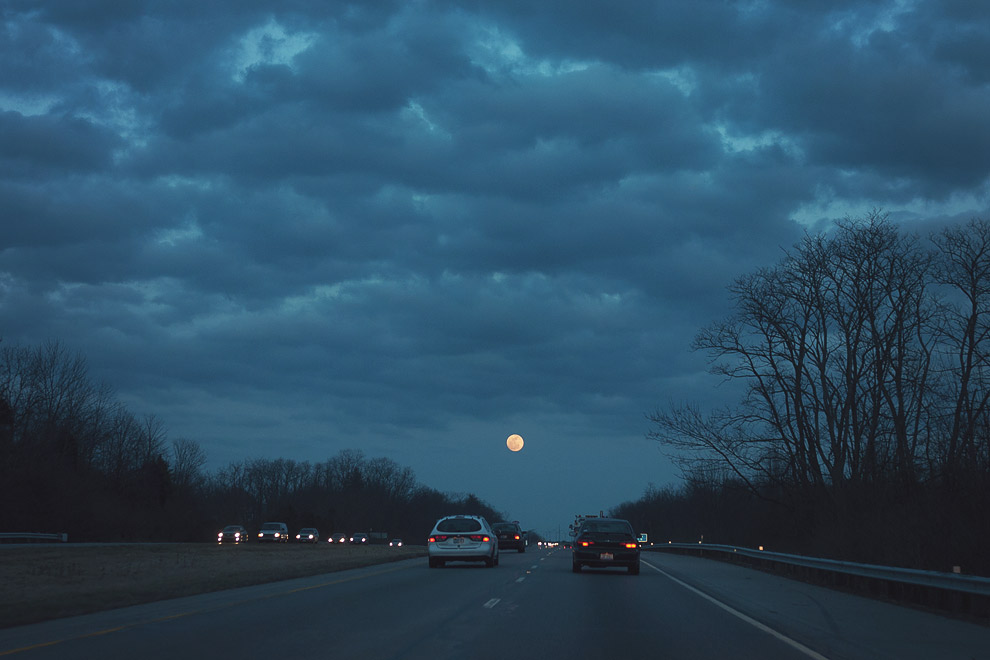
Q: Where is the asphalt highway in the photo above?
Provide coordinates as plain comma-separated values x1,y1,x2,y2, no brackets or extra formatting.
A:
2,548,989,659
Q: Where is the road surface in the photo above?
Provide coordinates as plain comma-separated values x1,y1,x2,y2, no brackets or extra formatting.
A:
2,548,988,659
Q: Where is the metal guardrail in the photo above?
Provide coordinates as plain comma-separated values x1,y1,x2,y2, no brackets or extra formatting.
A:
0,532,68,543
644,542,990,620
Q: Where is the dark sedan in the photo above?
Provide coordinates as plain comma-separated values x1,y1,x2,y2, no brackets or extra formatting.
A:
491,521,526,553
571,517,640,575
217,525,249,544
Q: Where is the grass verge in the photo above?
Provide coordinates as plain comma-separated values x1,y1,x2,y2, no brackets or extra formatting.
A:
1,542,426,629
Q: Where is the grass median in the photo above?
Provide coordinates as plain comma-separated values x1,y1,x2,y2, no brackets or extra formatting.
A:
1,542,426,629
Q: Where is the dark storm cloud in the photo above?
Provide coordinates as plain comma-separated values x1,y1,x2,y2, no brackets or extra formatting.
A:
0,112,121,176
2,0,990,534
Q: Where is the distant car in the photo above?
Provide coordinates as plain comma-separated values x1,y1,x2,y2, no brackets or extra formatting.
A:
389,538,403,547
492,521,526,553
571,517,640,575
350,532,369,544
217,525,249,544
257,521,289,543
295,528,320,543
329,532,348,544
428,515,499,568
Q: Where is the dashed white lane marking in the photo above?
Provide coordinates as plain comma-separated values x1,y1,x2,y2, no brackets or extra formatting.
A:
515,577,525,583
642,559,831,660
483,598,500,609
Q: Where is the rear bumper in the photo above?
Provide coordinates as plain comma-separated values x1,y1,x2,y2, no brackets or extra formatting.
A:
429,543,496,562
497,540,524,550
572,549,640,567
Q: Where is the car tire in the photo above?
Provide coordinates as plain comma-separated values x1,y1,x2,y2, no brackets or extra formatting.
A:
572,561,581,573
429,558,440,568
518,545,525,553
628,563,640,575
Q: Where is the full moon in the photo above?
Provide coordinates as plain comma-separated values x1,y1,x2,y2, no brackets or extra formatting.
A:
506,434,524,452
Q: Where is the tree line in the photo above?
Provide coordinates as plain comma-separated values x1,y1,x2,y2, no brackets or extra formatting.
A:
0,340,504,542
630,212,990,576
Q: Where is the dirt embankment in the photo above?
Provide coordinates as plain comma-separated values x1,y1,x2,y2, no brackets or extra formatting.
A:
1,542,426,629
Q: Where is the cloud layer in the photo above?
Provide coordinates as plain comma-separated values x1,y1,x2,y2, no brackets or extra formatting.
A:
2,1,989,535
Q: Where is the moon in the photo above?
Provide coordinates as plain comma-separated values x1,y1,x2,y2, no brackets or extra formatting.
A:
506,434,524,452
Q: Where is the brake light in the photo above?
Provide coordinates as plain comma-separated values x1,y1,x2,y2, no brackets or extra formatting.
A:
579,540,593,547
624,542,638,549
513,535,520,540
469,535,491,542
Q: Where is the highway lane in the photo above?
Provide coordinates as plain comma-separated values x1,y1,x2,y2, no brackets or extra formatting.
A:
2,548,989,659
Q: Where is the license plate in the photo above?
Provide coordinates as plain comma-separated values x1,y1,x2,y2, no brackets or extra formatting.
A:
453,536,465,544
600,552,613,561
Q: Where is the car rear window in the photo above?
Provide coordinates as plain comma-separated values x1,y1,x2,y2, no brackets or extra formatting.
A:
437,518,482,533
492,523,517,532
581,521,632,535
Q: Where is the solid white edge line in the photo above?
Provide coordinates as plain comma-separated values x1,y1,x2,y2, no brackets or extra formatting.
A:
483,598,500,609
641,559,831,660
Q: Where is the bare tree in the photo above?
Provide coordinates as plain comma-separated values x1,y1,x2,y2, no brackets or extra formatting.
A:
171,438,208,490
138,414,168,464
652,212,936,505
931,218,990,478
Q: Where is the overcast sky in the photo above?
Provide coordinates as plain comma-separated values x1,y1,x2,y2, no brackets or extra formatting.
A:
2,1,989,539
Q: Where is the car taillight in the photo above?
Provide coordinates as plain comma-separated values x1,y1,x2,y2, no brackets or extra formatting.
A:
467,535,491,542
513,535,520,540
624,542,638,549
579,540,593,547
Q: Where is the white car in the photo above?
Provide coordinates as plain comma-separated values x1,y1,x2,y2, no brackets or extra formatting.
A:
427,515,499,568
257,521,289,542
295,528,320,543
